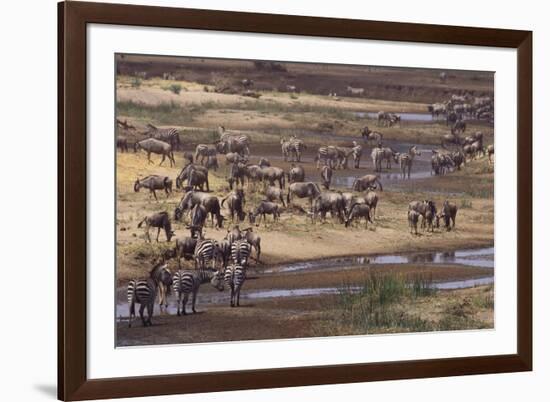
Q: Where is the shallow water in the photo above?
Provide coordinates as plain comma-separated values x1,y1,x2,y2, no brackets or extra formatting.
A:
117,247,494,319
356,112,434,122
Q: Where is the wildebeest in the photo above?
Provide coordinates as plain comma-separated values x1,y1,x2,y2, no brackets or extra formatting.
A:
205,155,219,171
439,200,458,230
311,191,346,223
194,144,218,165
365,189,379,219
248,201,281,226
258,157,271,167
187,168,210,192
228,162,249,189
221,189,246,222
321,165,333,189
487,144,494,163
175,163,209,190
287,182,322,206
225,152,246,165
408,200,436,230
175,191,223,227
182,151,194,164
441,133,462,149
287,164,305,183
345,203,372,228
117,136,129,152
352,175,383,192
264,186,286,207
138,212,175,242
361,126,383,144
451,120,467,135
134,175,172,200
174,236,198,266
134,138,175,167
260,166,286,189
241,227,261,263
408,210,420,235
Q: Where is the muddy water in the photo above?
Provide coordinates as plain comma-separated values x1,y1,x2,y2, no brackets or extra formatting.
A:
356,111,434,122
116,247,494,319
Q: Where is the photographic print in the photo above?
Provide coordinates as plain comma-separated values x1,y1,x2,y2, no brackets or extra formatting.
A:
115,54,494,347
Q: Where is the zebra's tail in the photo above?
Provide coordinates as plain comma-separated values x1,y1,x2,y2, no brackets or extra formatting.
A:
127,280,137,326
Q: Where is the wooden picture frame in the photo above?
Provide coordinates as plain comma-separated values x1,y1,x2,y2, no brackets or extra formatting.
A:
58,1,532,400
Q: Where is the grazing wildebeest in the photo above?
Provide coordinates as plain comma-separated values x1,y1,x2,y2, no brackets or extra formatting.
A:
258,157,271,167
361,126,383,144
175,191,222,227
228,162,249,190
352,175,383,192
205,155,219,171
134,175,172,200
175,163,209,190
287,164,305,183
342,192,365,215
287,182,322,206
441,133,462,149
186,168,210,192
365,189,379,219
395,145,421,179
451,120,467,135
143,123,181,150
248,201,281,226
138,212,175,242
134,138,175,167
221,189,246,222
260,166,286,189
408,200,436,230
175,236,198,266
182,151,194,164
117,136,129,152
408,210,420,235
244,164,263,188
241,227,261,263
321,165,333,189
311,191,346,223
189,204,209,231
194,144,217,165
439,200,458,231
345,203,373,228
264,186,286,207
225,152,246,165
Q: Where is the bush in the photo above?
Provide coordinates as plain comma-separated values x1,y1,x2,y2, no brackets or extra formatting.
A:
168,84,182,95
131,77,142,88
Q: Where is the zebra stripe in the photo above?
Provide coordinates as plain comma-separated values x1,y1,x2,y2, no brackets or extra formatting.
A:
127,278,157,327
224,264,246,307
172,269,224,315
194,239,217,269
230,240,252,266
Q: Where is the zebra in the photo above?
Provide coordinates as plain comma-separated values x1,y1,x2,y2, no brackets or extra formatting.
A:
395,145,421,179
195,144,217,165
280,138,292,161
351,141,363,168
172,269,224,315
287,136,306,162
315,146,339,169
321,165,332,189
127,263,170,327
224,264,246,307
193,238,218,270
231,239,252,267
144,124,181,150
218,128,251,155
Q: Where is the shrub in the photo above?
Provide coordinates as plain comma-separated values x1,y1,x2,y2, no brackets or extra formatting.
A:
131,77,142,88
168,84,182,95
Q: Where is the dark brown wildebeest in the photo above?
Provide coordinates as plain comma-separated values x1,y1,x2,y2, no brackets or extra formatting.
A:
287,182,321,206
438,200,458,231
138,212,175,242
134,138,175,167
221,189,247,222
248,201,281,226
134,175,172,200
345,203,373,228
287,164,305,183
352,175,383,192
264,186,286,207
117,136,129,152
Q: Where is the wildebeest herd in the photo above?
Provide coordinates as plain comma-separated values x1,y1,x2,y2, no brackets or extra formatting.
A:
123,95,493,327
